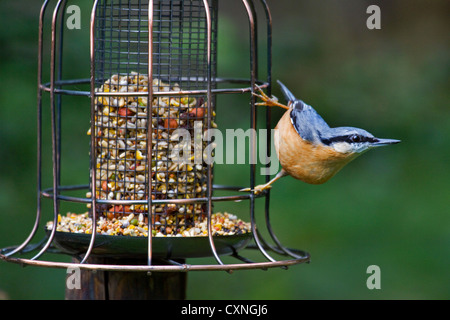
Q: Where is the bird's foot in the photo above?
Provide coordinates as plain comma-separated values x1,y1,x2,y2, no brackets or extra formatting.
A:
239,183,272,195
252,85,290,110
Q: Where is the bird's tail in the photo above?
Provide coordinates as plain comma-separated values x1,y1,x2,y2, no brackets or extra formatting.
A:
277,80,297,103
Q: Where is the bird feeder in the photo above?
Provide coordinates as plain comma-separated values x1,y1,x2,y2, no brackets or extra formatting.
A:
1,0,309,299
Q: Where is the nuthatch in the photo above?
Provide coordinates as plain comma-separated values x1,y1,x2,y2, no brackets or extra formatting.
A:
241,80,400,193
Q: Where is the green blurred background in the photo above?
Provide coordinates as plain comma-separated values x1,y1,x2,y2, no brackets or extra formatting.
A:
0,0,449,299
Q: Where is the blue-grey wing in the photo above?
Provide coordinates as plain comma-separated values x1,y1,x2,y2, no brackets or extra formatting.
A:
289,100,330,144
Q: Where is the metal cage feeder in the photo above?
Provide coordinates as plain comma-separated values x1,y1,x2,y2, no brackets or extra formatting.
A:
1,0,310,273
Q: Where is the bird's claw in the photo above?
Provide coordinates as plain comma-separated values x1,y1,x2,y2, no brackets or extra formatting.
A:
239,184,272,195
252,85,289,110
252,85,278,105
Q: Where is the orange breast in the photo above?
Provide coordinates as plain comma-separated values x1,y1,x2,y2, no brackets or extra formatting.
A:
274,110,357,184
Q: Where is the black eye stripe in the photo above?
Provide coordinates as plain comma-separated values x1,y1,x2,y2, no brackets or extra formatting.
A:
321,135,377,145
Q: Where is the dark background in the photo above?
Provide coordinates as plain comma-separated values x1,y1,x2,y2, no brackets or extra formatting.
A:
0,0,449,299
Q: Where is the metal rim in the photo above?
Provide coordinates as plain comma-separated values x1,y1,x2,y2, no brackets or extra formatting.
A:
0,249,310,272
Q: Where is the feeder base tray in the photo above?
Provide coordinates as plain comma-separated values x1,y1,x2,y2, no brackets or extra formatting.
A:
49,230,252,259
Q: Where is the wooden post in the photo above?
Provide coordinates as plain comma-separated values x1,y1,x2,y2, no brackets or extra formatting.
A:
65,257,187,300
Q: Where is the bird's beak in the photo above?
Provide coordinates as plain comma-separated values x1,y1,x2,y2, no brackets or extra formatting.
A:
372,138,401,147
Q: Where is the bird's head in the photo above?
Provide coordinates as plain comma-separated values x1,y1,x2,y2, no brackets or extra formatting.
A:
320,127,401,155
277,79,401,157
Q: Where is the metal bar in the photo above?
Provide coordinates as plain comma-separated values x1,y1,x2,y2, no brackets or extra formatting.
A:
42,183,253,192
40,184,263,206
204,0,225,267
231,251,256,264
242,0,276,263
147,0,154,267
4,0,52,257
41,183,253,192
56,0,67,189
259,0,282,256
81,0,101,265
257,0,281,253
42,191,256,204
261,0,273,187
258,0,305,260
39,77,269,96
32,0,65,261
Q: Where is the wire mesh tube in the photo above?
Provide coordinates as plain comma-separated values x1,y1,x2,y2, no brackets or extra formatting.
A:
91,0,219,237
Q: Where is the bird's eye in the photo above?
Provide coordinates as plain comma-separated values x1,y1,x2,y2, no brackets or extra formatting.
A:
348,134,362,143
